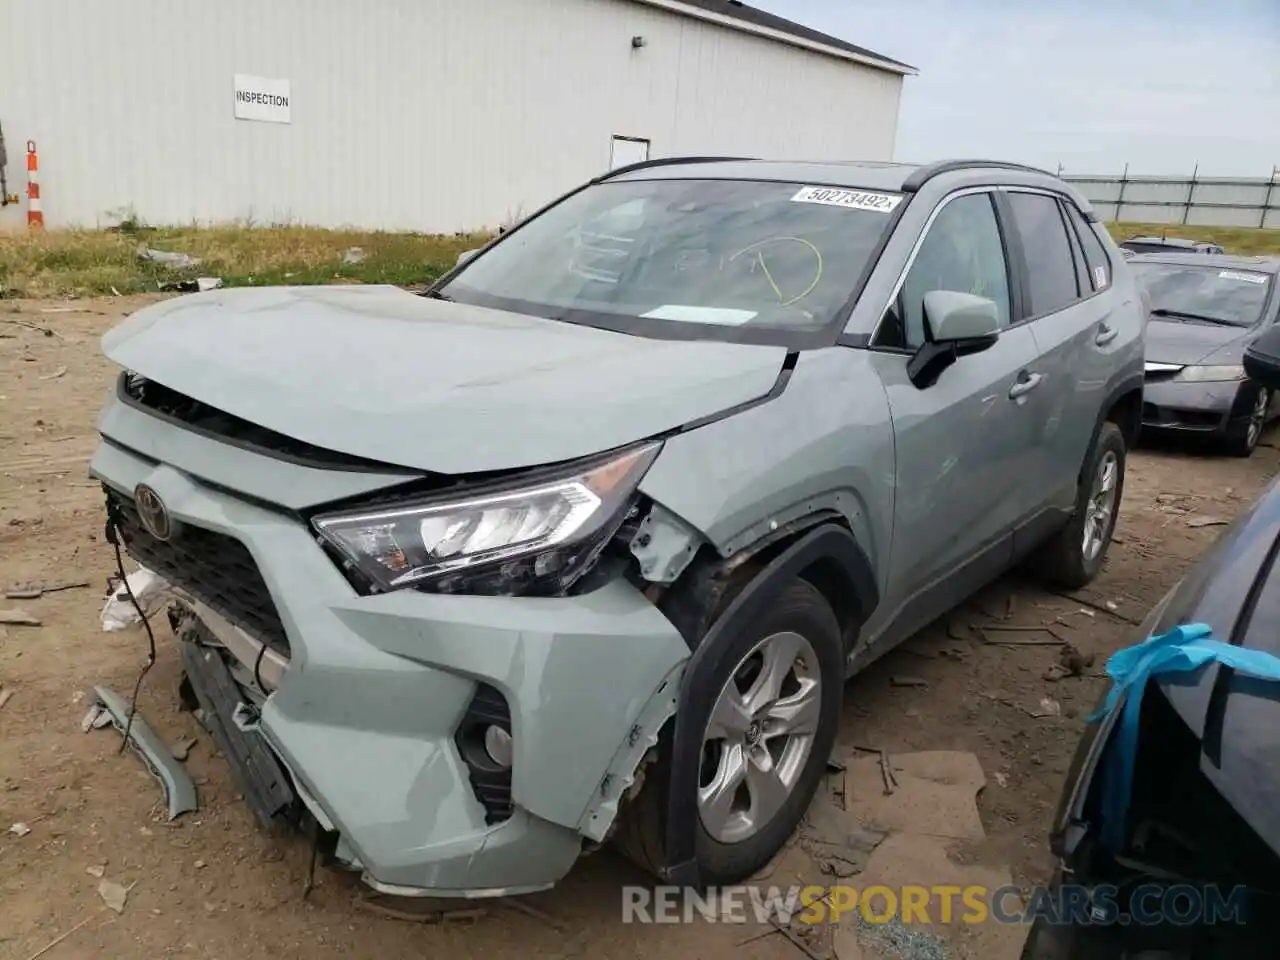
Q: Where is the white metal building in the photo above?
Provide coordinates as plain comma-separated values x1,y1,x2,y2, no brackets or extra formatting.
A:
0,0,914,232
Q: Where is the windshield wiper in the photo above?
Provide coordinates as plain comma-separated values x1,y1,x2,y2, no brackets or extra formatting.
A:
422,289,454,302
1150,308,1240,327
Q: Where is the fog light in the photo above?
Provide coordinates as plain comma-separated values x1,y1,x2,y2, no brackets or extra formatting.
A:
483,725,513,769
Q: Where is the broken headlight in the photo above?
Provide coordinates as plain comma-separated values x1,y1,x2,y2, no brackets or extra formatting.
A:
312,442,661,596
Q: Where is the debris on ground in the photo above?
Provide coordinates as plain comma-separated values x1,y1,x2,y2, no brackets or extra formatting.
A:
1058,642,1095,677
889,676,928,688
851,913,951,960
171,736,198,762
37,366,67,381
1033,696,1061,718
97,879,132,914
846,751,987,843
100,567,173,631
4,578,90,600
0,686,14,710
159,277,223,293
978,624,1066,646
1186,515,1229,528
90,685,199,820
80,703,113,732
0,608,41,626
9,821,31,837
85,864,106,878
138,247,200,270
341,247,366,265
799,787,887,878
353,894,486,925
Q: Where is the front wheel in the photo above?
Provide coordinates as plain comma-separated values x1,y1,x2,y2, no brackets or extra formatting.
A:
1030,421,1126,590
1223,385,1270,458
613,578,843,886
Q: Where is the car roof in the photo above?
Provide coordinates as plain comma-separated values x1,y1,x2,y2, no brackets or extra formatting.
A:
1127,252,1280,274
1124,236,1204,247
602,157,1063,194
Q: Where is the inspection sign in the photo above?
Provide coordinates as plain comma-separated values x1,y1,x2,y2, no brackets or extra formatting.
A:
234,74,291,124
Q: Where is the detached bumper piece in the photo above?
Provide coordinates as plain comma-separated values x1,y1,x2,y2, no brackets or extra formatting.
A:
178,632,298,831
91,684,199,821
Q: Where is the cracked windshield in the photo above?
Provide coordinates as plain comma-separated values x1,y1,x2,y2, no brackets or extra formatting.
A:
439,178,899,331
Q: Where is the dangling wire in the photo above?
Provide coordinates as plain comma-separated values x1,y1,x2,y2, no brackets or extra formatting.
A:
103,495,158,755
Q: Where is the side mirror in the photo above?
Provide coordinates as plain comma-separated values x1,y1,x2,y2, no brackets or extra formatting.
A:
907,291,1001,389
456,249,479,267
924,291,1001,342
1244,325,1280,391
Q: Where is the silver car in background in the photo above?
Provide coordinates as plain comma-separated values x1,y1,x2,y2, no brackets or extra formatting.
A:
1133,253,1280,456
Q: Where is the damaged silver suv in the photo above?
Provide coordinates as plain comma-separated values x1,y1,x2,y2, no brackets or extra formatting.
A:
91,157,1146,897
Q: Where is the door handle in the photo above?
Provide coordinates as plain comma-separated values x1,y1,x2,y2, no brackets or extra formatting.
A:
1009,371,1043,399
1095,323,1118,346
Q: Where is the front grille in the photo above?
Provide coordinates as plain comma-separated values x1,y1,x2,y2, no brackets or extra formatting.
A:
106,486,291,656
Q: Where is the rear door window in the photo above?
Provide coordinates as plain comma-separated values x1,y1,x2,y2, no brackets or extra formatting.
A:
1064,203,1112,291
1007,192,1080,315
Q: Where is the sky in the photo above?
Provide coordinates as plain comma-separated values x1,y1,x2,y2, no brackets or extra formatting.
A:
754,0,1280,177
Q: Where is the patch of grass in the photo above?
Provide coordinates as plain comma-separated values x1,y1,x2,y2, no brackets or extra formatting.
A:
0,225,488,298
1,220,1275,300
1107,222,1280,256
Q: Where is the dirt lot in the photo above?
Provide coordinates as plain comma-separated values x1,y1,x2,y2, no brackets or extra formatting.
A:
2,297,1278,960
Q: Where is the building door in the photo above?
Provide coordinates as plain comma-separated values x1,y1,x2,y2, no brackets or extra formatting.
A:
610,136,650,170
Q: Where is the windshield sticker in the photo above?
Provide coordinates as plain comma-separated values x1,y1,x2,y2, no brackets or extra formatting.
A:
1219,270,1267,285
1093,266,1108,288
641,305,758,326
790,186,902,213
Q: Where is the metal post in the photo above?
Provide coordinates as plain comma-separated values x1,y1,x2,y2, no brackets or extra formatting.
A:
1261,166,1278,230
1116,163,1129,223
1181,163,1198,225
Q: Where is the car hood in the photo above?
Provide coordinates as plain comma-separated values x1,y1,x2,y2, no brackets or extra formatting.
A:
1145,318,1249,366
101,285,789,474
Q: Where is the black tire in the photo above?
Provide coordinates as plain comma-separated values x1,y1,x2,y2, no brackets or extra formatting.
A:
1223,385,1270,458
613,577,843,886
1031,421,1126,590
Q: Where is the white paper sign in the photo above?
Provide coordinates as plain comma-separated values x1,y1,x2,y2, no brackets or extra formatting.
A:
641,305,757,325
234,74,291,124
790,186,902,213
1218,270,1267,285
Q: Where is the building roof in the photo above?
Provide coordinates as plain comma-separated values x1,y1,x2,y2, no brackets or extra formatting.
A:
632,0,917,75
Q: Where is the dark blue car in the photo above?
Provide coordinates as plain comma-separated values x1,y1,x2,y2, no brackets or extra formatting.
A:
1022,328,1280,958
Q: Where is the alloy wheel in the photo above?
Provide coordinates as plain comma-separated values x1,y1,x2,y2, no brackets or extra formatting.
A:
1082,451,1119,562
697,630,821,844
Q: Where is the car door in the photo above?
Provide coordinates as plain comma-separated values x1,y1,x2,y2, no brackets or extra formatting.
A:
862,189,1042,648
1000,190,1114,533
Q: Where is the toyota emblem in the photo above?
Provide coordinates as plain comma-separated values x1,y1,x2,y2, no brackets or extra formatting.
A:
133,484,172,541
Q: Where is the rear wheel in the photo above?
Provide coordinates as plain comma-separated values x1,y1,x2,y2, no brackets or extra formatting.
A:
614,578,843,885
1031,421,1126,590
1223,385,1270,458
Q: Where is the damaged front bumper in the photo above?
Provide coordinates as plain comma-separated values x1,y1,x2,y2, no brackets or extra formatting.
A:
90,438,689,898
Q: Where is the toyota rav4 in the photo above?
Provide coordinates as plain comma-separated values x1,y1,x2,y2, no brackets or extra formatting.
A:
90,157,1146,898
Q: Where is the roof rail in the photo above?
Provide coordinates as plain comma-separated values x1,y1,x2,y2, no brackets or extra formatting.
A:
901,159,1057,193
593,155,757,182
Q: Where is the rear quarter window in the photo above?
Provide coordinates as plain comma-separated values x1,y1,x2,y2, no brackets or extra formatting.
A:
1064,203,1112,291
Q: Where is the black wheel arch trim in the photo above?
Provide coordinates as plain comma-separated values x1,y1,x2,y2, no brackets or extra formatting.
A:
1088,371,1144,458
658,523,876,886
